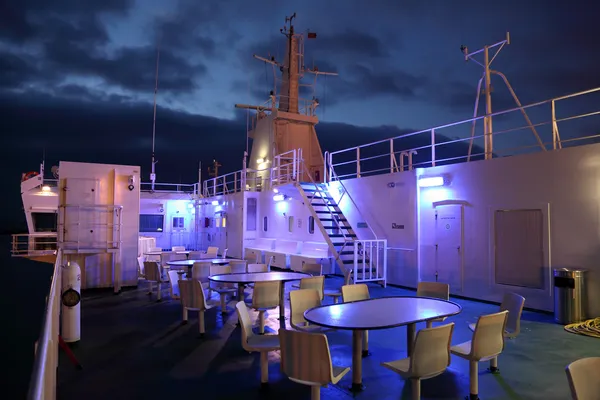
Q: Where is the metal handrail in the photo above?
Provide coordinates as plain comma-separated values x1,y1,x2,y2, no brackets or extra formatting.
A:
327,160,378,240
27,249,62,400
328,86,600,178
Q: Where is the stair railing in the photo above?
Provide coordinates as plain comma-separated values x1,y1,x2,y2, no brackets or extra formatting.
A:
327,163,378,240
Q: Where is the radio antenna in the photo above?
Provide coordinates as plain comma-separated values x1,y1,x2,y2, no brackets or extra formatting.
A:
150,44,160,191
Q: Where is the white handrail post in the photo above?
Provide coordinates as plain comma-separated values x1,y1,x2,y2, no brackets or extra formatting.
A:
389,139,394,173
356,147,361,178
383,240,388,288
551,100,559,150
431,129,436,167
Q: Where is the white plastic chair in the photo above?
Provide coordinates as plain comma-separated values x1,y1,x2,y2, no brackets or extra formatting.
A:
290,289,332,333
279,328,350,400
248,263,269,273
236,301,280,385
292,263,322,289
209,265,237,313
221,248,228,258
417,281,450,328
172,246,185,251
168,270,181,299
228,260,248,274
206,246,219,257
565,357,600,400
143,261,165,300
341,284,370,356
323,267,352,304
382,323,455,400
299,276,325,302
451,310,508,399
469,292,525,339
179,279,213,335
248,280,281,334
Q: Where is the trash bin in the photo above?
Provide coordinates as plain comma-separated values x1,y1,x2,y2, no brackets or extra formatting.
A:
553,268,588,325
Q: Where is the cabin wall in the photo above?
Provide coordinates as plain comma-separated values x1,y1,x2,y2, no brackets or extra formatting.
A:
328,172,418,286
198,192,244,258
58,161,140,289
139,194,196,250
255,190,327,244
418,142,600,316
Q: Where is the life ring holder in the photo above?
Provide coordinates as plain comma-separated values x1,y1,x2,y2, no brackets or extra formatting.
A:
22,171,39,182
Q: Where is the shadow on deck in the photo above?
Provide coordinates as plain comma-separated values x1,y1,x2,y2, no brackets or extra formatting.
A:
57,277,599,400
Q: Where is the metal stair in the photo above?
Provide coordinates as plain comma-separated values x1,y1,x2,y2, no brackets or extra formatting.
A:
296,181,381,281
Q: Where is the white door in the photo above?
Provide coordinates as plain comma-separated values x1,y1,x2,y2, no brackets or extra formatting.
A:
434,204,464,293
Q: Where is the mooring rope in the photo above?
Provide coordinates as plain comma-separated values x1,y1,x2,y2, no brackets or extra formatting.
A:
564,317,600,338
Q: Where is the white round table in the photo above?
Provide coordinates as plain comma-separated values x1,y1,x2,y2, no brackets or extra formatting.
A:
304,296,461,391
210,272,310,318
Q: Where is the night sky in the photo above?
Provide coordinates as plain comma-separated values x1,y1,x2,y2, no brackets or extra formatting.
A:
1,0,599,230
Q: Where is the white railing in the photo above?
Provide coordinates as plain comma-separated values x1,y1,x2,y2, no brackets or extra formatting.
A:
271,149,302,186
353,239,387,287
11,233,58,257
140,182,198,194
28,249,63,400
327,87,600,180
202,169,263,197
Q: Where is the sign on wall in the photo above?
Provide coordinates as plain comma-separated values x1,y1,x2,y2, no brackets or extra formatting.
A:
392,223,405,229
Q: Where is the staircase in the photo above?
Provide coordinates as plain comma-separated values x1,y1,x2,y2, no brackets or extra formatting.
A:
296,181,387,286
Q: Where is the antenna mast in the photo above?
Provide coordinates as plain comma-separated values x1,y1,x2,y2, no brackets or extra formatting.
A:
461,32,545,161
150,45,160,191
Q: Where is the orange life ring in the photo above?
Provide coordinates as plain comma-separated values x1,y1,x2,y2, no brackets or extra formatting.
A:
22,171,39,182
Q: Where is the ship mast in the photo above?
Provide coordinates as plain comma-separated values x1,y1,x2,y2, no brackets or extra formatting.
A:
461,33,545,160
150,45,160,191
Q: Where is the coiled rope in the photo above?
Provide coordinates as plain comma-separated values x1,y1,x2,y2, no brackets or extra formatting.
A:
564,317,600,338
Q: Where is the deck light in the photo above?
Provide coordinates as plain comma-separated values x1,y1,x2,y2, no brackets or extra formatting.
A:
418,176,445,187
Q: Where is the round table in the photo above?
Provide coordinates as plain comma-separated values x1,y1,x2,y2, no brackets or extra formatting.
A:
304,296,462,391
167,258,233,267
167,258,239,279
209,272,310,318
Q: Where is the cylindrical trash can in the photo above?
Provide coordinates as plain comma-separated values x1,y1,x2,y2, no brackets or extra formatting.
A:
553,268,587,325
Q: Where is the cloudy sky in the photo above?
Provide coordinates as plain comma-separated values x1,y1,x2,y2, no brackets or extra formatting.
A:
1,0,599,228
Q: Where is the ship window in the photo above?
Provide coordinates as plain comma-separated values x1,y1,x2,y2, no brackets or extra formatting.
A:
32,212,57,232
288,216,294,233
246,197,257,231
140,214,164,232
308,216,315,234
263,216,268,232
172,217,184,229
494,209,544,289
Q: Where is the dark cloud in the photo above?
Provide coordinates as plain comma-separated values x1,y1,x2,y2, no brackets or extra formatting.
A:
0,0,202,95
0,0,131,43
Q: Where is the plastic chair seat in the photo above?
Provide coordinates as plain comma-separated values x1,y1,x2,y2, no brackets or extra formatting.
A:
451,340,501,363
468,322,516,338
449,341,472,357
247,334,280,350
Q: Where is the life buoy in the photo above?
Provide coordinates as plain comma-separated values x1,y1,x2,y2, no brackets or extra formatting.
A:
22,171,39,182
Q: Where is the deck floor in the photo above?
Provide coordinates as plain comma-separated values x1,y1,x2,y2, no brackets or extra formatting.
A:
57,276,599,400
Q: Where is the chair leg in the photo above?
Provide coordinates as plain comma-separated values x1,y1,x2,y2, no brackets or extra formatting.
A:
259,311,265,334
333,296,339,304
147,281,152,295
411,378,420,400
199,311,205,335
311,385,321,400
489,357,499,373
182,307,188,323
157,282,162,301
469,360,479,399
260,351,269,383
220,293,227,313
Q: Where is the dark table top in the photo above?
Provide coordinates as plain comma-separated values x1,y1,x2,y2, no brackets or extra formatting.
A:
208,271,310,284
304,296,462,330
